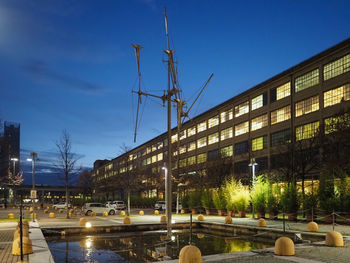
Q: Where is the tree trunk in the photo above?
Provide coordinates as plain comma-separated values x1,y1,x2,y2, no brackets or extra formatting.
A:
127,189,130,216
66,172,69,219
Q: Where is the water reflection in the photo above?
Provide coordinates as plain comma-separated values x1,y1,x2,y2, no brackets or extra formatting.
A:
47,231,273,262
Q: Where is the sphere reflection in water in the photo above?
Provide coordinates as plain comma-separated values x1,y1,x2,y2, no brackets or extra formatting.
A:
85,222,92,228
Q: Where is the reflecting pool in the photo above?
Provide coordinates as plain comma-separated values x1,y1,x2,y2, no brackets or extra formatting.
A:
46,230,273,262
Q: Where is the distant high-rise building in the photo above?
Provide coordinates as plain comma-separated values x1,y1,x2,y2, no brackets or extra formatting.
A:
0,121,20,180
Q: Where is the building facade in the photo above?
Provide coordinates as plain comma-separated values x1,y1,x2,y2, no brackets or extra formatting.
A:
92,38,350,200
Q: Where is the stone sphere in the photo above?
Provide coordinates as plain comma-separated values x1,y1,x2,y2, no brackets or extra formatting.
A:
12,236,32,255
8,213,14,219
49,213,55,218
139,210,144,216
121,210,126,216
154,210,159,215
197,214,204,221
160,215,167,223
124,217,131,224
257,218,266,227
79,217,87,226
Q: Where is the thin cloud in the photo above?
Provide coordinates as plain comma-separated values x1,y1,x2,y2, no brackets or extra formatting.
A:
21,59,103,94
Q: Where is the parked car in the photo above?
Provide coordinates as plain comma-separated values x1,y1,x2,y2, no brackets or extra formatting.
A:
155,201,182,211
105,201,126,210
52,202,71,209
83,203,116,216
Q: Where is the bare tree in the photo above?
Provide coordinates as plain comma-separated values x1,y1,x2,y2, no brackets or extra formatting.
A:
55,130,79,218
77,170,92,203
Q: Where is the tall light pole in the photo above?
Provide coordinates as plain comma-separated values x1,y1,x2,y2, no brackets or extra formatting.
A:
10,157,18,175
162,167,171,236
27,152,39,222
249,158,258,219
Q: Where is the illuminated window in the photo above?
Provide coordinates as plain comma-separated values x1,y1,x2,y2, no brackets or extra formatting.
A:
187,141,196,152
157,153,163,161
271,106,291,125
271,129,291,146
220,109,233,123
251,114,268,131
208,116,219,128
197,121,207,132
187,126,196,137
235,101,249,117
221,145,233,158
171,134,178,143
324,84,350,108
235,121,249,136
187,156,196,166
274,82,291,101
324,54,350,80
234,141,249,155
251,93,267,111
295,96,319,117
220,127,233,141
179,158,187,168
173,150,178,156
152,155,157,163
152,144,157,152
252,136,267,151
157,142,163,149
296,121,320,141
295,69,319,92
141,148,146,156
179,145,186,154
197,137,207,148
197,153,207,163
146,146,152,154
179,130,186,140
208,132,219,145
146,157,151,165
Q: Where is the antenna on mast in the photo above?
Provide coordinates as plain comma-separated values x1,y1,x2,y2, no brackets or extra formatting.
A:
131,44,143,142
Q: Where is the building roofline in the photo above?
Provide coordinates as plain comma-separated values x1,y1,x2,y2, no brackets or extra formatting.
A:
97,37,350,169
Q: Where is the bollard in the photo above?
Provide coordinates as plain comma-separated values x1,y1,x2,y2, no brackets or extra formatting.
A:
179,245,202,263
91,212,96,217
325,231,344,247
103,211,108,217
307,221,318,232
14,229,29,240
257,218,267,227
121,210,126,216
80,218,87,226
49,212,55,218
160,215,167,223
197,214,204,221
181,209,185,214
123,217,131,224
8,213,15,219
225,216,232,224
274,237,295,256
154,210,159,215
139,210,144,216
12,236,33,255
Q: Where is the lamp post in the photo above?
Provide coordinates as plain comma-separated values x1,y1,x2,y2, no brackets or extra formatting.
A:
248,158,258,219
27,153,39,222
162,167,171,237
10,157,18,175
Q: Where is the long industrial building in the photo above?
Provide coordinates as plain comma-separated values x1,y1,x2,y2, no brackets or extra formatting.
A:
92,38,350,201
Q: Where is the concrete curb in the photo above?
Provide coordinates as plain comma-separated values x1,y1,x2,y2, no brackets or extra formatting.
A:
29,221,55,263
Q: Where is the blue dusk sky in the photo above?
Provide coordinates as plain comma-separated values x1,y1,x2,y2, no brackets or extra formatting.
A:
0,0,349,185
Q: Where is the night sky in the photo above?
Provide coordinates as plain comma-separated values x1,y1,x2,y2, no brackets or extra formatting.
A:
0,0,349,185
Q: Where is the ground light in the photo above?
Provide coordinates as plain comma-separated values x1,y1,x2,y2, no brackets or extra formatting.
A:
85,222,92,228
171,236,176,241
171,219,175,224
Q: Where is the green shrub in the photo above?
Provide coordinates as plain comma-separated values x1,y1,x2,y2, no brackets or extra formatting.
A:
232,182,250,212
188,190,202,209
212,189,226,210
222,178,238,211
201,190,214,209
181,194,190,209
280,184,299,213
251,175,268,213
302,193,318,214
318,172,340,213
266,182,280,214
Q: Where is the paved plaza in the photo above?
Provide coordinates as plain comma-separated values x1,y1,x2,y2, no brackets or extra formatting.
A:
0,207,350,262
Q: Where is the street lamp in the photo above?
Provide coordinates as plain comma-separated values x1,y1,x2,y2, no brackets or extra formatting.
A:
10,158,19,175
248,158,258,219
162,167,171,237
27,153,39,222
